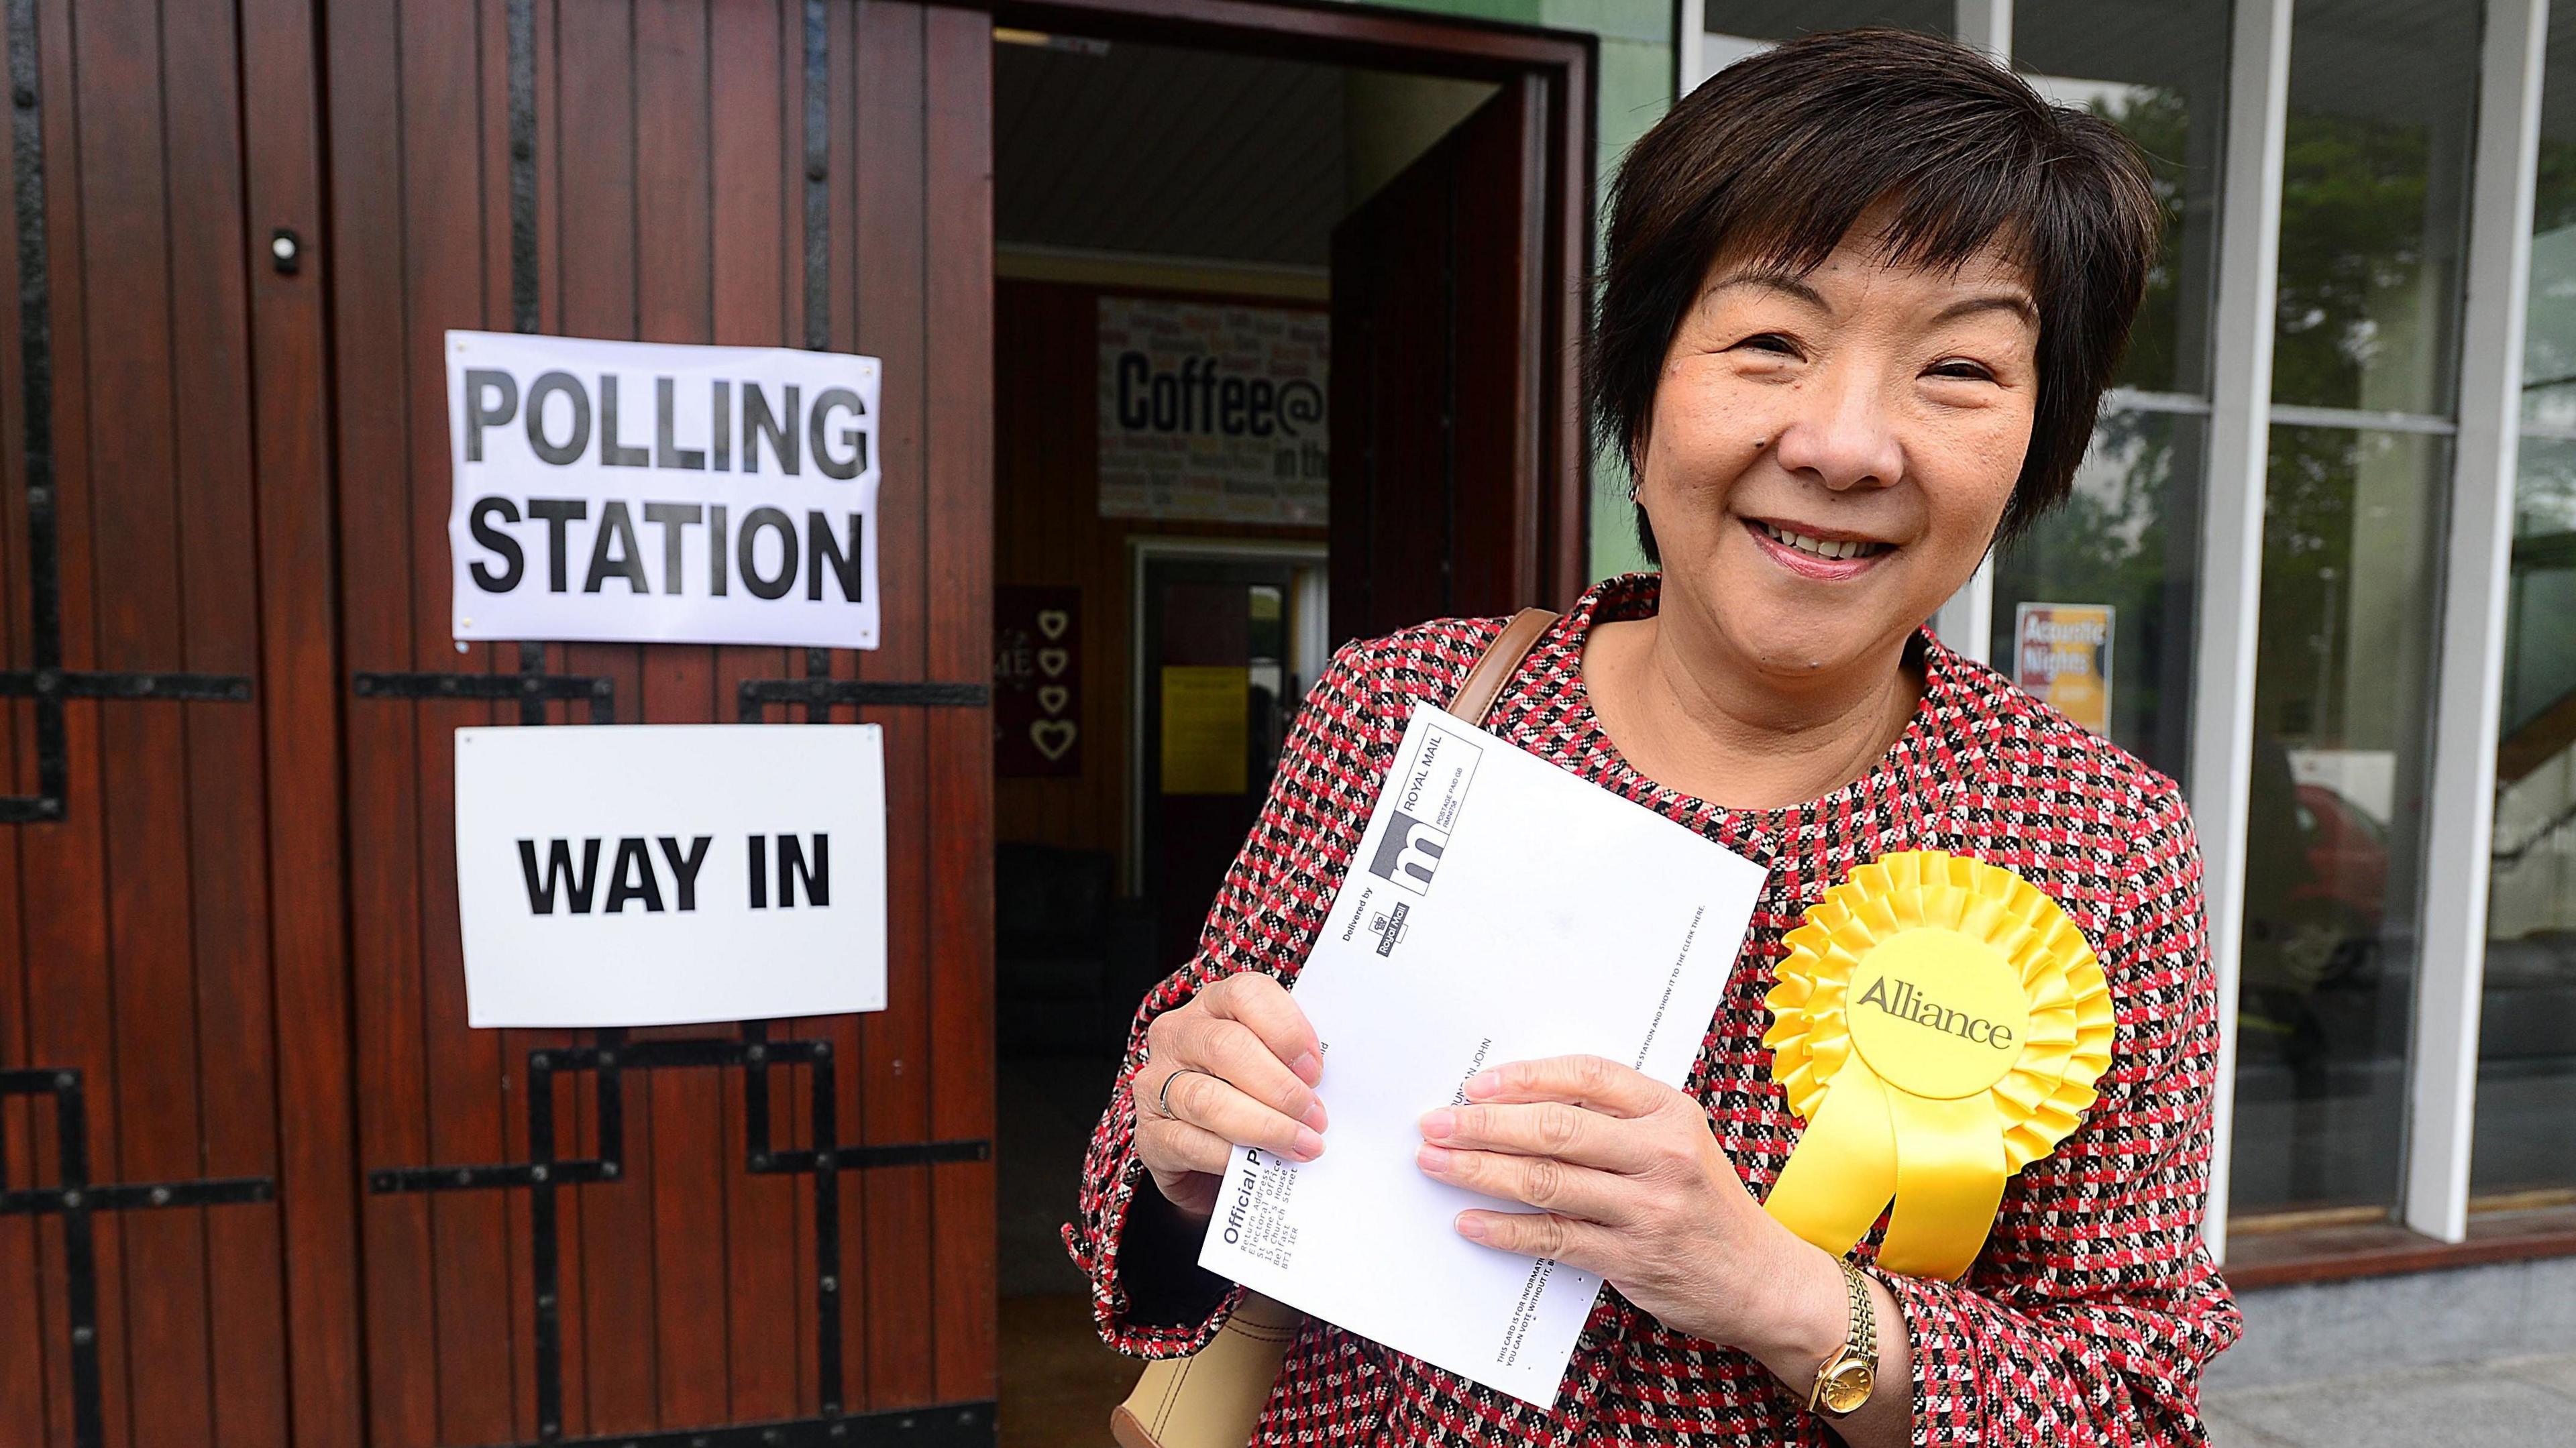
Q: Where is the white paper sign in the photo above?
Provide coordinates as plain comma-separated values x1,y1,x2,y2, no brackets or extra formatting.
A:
447,329,881,649
453,724,888,1027
1196,703,1766,1408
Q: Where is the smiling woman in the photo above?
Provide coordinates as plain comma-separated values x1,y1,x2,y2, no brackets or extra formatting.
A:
1069,27,2239,1448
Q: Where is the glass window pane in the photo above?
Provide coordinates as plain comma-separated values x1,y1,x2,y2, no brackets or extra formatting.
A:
2013,1,2231,396
2231,425,2449,1218
2475,7,2576,1204
2476,441,2576,1198
1990,411,2204,779
1703,1,1949,55
1989,2,2230,785
2524,87,2576,431
2270,0,2480,416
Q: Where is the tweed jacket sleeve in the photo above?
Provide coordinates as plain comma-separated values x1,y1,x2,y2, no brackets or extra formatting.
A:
1876,781,2241,1447
1062,637,1421,1355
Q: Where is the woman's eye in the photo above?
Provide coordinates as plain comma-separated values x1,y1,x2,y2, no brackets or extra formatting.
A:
1734,333,1800,357
1927,358,1996,382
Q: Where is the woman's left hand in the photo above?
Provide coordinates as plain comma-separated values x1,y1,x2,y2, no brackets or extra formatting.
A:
1414,1053,1834,1354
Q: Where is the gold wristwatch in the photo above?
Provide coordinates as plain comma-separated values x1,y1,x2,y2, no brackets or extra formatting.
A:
1807,1258,1878,1418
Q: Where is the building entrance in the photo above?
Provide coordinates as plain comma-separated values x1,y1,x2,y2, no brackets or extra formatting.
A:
982,6,1593,1443
0,3,1586,1446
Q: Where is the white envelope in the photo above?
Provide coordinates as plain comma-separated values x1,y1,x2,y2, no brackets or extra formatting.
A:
1196,702,1767,1406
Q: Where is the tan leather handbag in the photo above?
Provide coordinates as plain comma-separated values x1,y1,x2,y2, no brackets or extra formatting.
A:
1108,608,1562,1448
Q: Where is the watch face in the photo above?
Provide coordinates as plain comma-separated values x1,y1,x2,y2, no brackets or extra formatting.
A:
1819,1357,1875,1415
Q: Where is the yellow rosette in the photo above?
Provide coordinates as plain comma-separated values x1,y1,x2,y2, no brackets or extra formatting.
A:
1760,850,2114,1280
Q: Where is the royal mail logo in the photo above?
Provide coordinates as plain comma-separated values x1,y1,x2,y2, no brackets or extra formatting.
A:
1366,901,1411,956
1368,811,1448,896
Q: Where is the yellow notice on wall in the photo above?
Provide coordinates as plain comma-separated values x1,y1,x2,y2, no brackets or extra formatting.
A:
1161,665,1248,795
2011,603,2114,735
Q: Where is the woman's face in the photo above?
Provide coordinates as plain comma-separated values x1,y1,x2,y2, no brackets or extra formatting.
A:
1636,229,2038,682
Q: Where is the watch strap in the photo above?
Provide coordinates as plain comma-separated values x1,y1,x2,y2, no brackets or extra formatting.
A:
1806,1258,1878,1418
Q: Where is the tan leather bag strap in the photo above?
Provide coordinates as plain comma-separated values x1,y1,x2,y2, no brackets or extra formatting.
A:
1106,604,1562,1448
1448,607,1559,725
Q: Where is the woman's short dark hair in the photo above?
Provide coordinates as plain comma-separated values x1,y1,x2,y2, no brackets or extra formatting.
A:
1591,28,2161,562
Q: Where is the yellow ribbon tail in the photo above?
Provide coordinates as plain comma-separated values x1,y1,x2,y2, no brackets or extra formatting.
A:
1876,1090,2008,1281
1762,1062,1896,1258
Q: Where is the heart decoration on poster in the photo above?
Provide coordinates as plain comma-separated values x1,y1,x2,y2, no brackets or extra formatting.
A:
1031,720,1079,761
998,584,1081,777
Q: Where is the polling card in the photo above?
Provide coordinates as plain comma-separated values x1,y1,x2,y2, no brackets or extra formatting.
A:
1195,702,1767,1407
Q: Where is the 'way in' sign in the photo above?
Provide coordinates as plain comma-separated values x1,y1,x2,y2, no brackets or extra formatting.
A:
454,724,887,1029
517,834,834,914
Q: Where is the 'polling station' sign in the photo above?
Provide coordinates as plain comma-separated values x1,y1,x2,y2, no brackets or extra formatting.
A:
453,724,888,1027
447,330,882,649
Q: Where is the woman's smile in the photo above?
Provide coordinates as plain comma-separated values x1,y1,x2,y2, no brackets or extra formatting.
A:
1741,516,1896,581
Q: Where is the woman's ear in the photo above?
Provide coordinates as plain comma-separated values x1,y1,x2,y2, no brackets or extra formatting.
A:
1625,425,1662,566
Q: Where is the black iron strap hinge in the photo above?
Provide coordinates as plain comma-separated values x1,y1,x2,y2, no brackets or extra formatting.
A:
0,0,252,824
366,1025,993,1447
0,1068,275,1448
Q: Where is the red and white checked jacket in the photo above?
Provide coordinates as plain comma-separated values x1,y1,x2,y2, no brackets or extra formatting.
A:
1067,573,2241,1447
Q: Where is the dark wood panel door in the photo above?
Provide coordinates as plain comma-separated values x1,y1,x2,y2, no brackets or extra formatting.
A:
5,0,991,1443
0,0,341,1445
323,3,994,1445
1328,78,1545,644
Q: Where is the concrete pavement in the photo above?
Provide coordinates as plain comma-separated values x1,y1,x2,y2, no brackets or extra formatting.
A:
2203,1351,2576,1447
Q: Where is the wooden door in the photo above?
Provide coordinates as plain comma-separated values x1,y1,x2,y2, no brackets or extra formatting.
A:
0,0,339,1441
1328,78,1546,643
324,3,996,1445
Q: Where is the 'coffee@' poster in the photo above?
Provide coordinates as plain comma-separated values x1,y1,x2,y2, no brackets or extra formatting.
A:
1097,297,1328,524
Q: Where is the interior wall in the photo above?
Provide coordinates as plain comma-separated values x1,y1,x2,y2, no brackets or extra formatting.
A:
993,278,1328,871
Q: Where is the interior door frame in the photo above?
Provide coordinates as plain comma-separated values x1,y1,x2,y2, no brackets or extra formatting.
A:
1124,537,1331,888
995,0,1597,610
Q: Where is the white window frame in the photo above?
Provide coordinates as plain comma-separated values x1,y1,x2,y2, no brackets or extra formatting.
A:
2190,0,2294,1266
2406,0,2548,1243
1928,3,2011,662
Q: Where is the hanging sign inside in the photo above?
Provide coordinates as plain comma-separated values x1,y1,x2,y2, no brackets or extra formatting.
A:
2012,603,2114,736
1097,298,1328,524
453,724,888,1028
447,329,881,649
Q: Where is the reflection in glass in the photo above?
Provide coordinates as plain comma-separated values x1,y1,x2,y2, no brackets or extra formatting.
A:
1990,2,2226,782
2476,448,2576,1198
1991,412,2202,779
2269,0,2479,415
2231,426,2449,1217
2014,0,2230,396
1703,1,1949,60
2475,12,2576,1201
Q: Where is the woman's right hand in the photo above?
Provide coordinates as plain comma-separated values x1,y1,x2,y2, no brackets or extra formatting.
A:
1133,973,1329,1217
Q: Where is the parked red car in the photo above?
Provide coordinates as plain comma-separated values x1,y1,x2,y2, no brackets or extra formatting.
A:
2292,782,2390,934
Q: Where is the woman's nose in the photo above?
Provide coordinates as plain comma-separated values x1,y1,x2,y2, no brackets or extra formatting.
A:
1768,368,1904,492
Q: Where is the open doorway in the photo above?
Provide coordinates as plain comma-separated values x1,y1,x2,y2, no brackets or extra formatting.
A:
985,6,1592,1443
